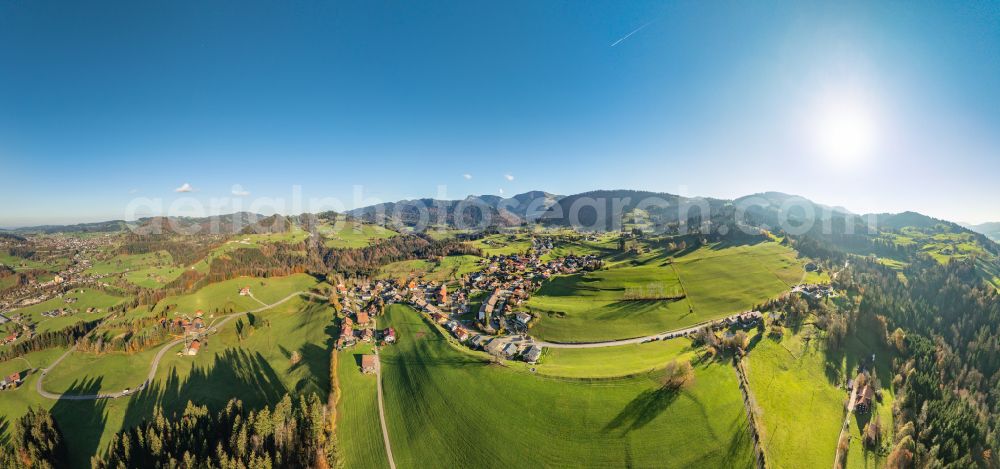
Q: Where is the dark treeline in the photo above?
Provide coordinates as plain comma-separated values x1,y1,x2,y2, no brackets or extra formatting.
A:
118,234,221,266
0,320,99,361
321,234,481,277
835,257,1000,467
76,315,183,354
93,394,334,468
6,245,37,260
0,407,68,468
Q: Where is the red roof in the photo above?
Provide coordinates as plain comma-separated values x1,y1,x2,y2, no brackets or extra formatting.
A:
189,340,202,350
357,312,370,324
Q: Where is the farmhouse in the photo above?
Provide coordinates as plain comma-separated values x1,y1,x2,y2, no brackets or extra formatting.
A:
523,345,542,364
502,342,519,358
484,338,506,356
855,383,876,413
383,327,397,343
453,326,470,342
239,286,251,296
514,312,532,325
356,312,371,327
469,334,486,349
0,372,22,390
187,339,202,356
361,354,379,374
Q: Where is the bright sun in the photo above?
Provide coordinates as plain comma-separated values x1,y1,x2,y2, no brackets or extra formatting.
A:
813,100,878,167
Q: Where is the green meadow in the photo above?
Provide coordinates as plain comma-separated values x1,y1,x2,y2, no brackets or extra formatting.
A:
745,321,895,469
321,220,398,249
335,342,390,469
4,288,123,333
365,304,756,468
525,338,699,379
528,242,805,342
5,277,333,467
378,254,483,283
144,273,320,317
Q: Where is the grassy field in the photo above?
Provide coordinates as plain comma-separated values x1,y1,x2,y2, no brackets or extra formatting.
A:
525,338,698,378
745,321,894,469
6,279,333,467
144,274,320,316
470,233,533,256
0,251,67,272
321,220,398,249
378,254,483,283
3,288,123,333
375,304,756,468
528,242,805,342
85,251,170,275
335,342,390,469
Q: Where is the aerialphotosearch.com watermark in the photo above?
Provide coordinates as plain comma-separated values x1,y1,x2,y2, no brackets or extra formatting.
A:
123,184,884,237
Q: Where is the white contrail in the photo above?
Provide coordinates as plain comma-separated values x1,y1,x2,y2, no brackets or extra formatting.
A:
610,19,657,47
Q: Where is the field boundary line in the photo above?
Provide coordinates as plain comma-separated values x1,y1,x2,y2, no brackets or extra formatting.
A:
375,355,397,469
734,356,768,469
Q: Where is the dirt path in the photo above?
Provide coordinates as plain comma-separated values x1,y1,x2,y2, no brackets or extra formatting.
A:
833,385,859,468
36,290,320,400
375,354,397,469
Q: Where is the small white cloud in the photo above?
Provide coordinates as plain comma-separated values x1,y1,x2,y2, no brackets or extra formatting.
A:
175,183,194,193
463,173,473,180
498,188,505,195
231,184,251,197
504,174,515,181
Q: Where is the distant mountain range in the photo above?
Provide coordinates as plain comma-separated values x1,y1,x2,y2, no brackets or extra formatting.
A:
1,190,992,247
963,222,1000,242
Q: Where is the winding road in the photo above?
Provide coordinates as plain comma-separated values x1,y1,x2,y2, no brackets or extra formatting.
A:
35,290,324,401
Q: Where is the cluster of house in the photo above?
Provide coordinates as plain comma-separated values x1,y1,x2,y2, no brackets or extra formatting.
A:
483,338,543,364
412,300,543,364
1,331,20,345
0,372,22,390
792,284,837,299
40,308,72,318
336,309,397,350
168,310,207,335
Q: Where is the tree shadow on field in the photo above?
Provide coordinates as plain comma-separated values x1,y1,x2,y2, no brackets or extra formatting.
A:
0,416,9,448
603,386,681,434
50,377,108,468
121,348,287,435
709,237,766,251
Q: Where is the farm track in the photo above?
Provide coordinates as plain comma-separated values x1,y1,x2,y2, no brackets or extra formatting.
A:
35,290,325,400
375,353,397,469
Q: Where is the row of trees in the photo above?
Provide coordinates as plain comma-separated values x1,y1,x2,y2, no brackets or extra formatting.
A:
0,320,99,362
93,395,333,468
0,407,68,468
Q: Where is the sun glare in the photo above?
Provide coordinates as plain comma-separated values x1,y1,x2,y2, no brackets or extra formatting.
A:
813,100,878,167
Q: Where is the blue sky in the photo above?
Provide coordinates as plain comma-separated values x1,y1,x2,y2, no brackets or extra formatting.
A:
2,1,999,226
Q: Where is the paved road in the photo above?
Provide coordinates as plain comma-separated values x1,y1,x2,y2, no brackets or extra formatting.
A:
35,290,322,401
532,312,759,349
374,353,397,469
